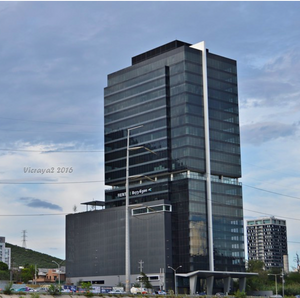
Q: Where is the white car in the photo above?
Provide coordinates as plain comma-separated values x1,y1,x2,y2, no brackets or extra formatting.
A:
62,289,72,293
108,289,125,294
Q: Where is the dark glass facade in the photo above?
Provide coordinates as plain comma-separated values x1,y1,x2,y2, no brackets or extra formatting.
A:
66,201,172,278
104,41,245,276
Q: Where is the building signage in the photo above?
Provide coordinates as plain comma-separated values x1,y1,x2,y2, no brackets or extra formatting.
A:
117,188,152,198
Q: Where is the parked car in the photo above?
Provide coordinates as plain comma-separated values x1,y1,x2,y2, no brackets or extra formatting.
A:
14,287,33,292
156,290,166,295
62,288,72,293
130,287,148,294
35,287,49,293
215,293,225,297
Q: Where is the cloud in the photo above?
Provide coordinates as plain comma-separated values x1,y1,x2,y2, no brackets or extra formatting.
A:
240,47,300,107
241,121,297,145
19,197,63,211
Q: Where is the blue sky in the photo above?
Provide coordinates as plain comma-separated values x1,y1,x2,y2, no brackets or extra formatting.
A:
0,1,299,270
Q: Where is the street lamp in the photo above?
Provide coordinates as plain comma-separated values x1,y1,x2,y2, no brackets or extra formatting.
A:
281,269,285,298
268,273,278,296
125,125,141,293
52,260,61,290
125,125,158,293
168,265,182,295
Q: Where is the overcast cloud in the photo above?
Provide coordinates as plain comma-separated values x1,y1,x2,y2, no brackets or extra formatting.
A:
0,1,299,269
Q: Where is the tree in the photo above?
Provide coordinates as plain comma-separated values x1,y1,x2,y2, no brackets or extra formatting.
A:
246,260,269,292
0,261,8,271
247,260,265,272
285,271,300,285
81,281,92,293
0,261,10,280
21,264,36,283
48,284,61,295
140,272,152,289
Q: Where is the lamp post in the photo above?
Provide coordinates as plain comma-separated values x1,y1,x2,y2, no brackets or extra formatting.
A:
125,125,142,293
168,265,182,295
52,260,61,290
268,274,278,296
281,269,285,298
125,125,157,293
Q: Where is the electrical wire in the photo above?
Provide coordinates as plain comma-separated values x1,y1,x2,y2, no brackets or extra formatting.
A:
0,148,103,153
0,116,99,127
243,184,300,201
0,180,104,184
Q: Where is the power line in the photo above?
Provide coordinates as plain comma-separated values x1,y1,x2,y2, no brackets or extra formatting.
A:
0,180,104,184
0,148,104,153
0,128,101,134
243,183,300,201
0,116,99,127
0,213,68,217
244,208,300,222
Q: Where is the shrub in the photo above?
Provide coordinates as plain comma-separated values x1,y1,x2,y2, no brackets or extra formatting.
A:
48,284,61,295
31,293,40,298
3,282,13,295
234,289,246,298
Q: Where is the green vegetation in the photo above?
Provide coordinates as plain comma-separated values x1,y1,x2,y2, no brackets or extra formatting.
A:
20,264,36,283
6,242,63,268
3,281,13,294
80,282,93,297
246,260,300,295
140,272,152,289
0,261,10,280
234,290,246,298
80,281,92,292
48,284,61,295
30,293,40,298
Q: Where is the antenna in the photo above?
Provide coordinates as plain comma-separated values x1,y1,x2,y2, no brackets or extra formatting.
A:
22,230,27,248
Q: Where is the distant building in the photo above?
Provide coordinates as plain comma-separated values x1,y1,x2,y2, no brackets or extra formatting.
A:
247,217,288,271
0,237,11,269
33,267,66,284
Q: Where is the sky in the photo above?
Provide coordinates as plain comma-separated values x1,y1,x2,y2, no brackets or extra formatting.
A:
0,1,300,270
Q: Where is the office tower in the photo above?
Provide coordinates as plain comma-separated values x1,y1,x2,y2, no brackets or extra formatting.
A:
247,217,288,270
66,40,248,294
0,237,11,269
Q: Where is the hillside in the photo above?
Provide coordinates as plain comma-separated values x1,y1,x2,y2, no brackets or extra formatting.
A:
6,243,64,268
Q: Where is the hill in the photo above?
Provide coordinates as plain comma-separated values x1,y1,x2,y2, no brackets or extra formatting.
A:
6,243,64,268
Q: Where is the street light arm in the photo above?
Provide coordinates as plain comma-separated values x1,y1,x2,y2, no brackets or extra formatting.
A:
129,175,156,182
168,265,182,295
129,146,158,155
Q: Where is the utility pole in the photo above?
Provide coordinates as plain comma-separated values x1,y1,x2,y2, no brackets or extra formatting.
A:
138,260,144,273
281,268,285,298
295,253,300,272
268,274,278,296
